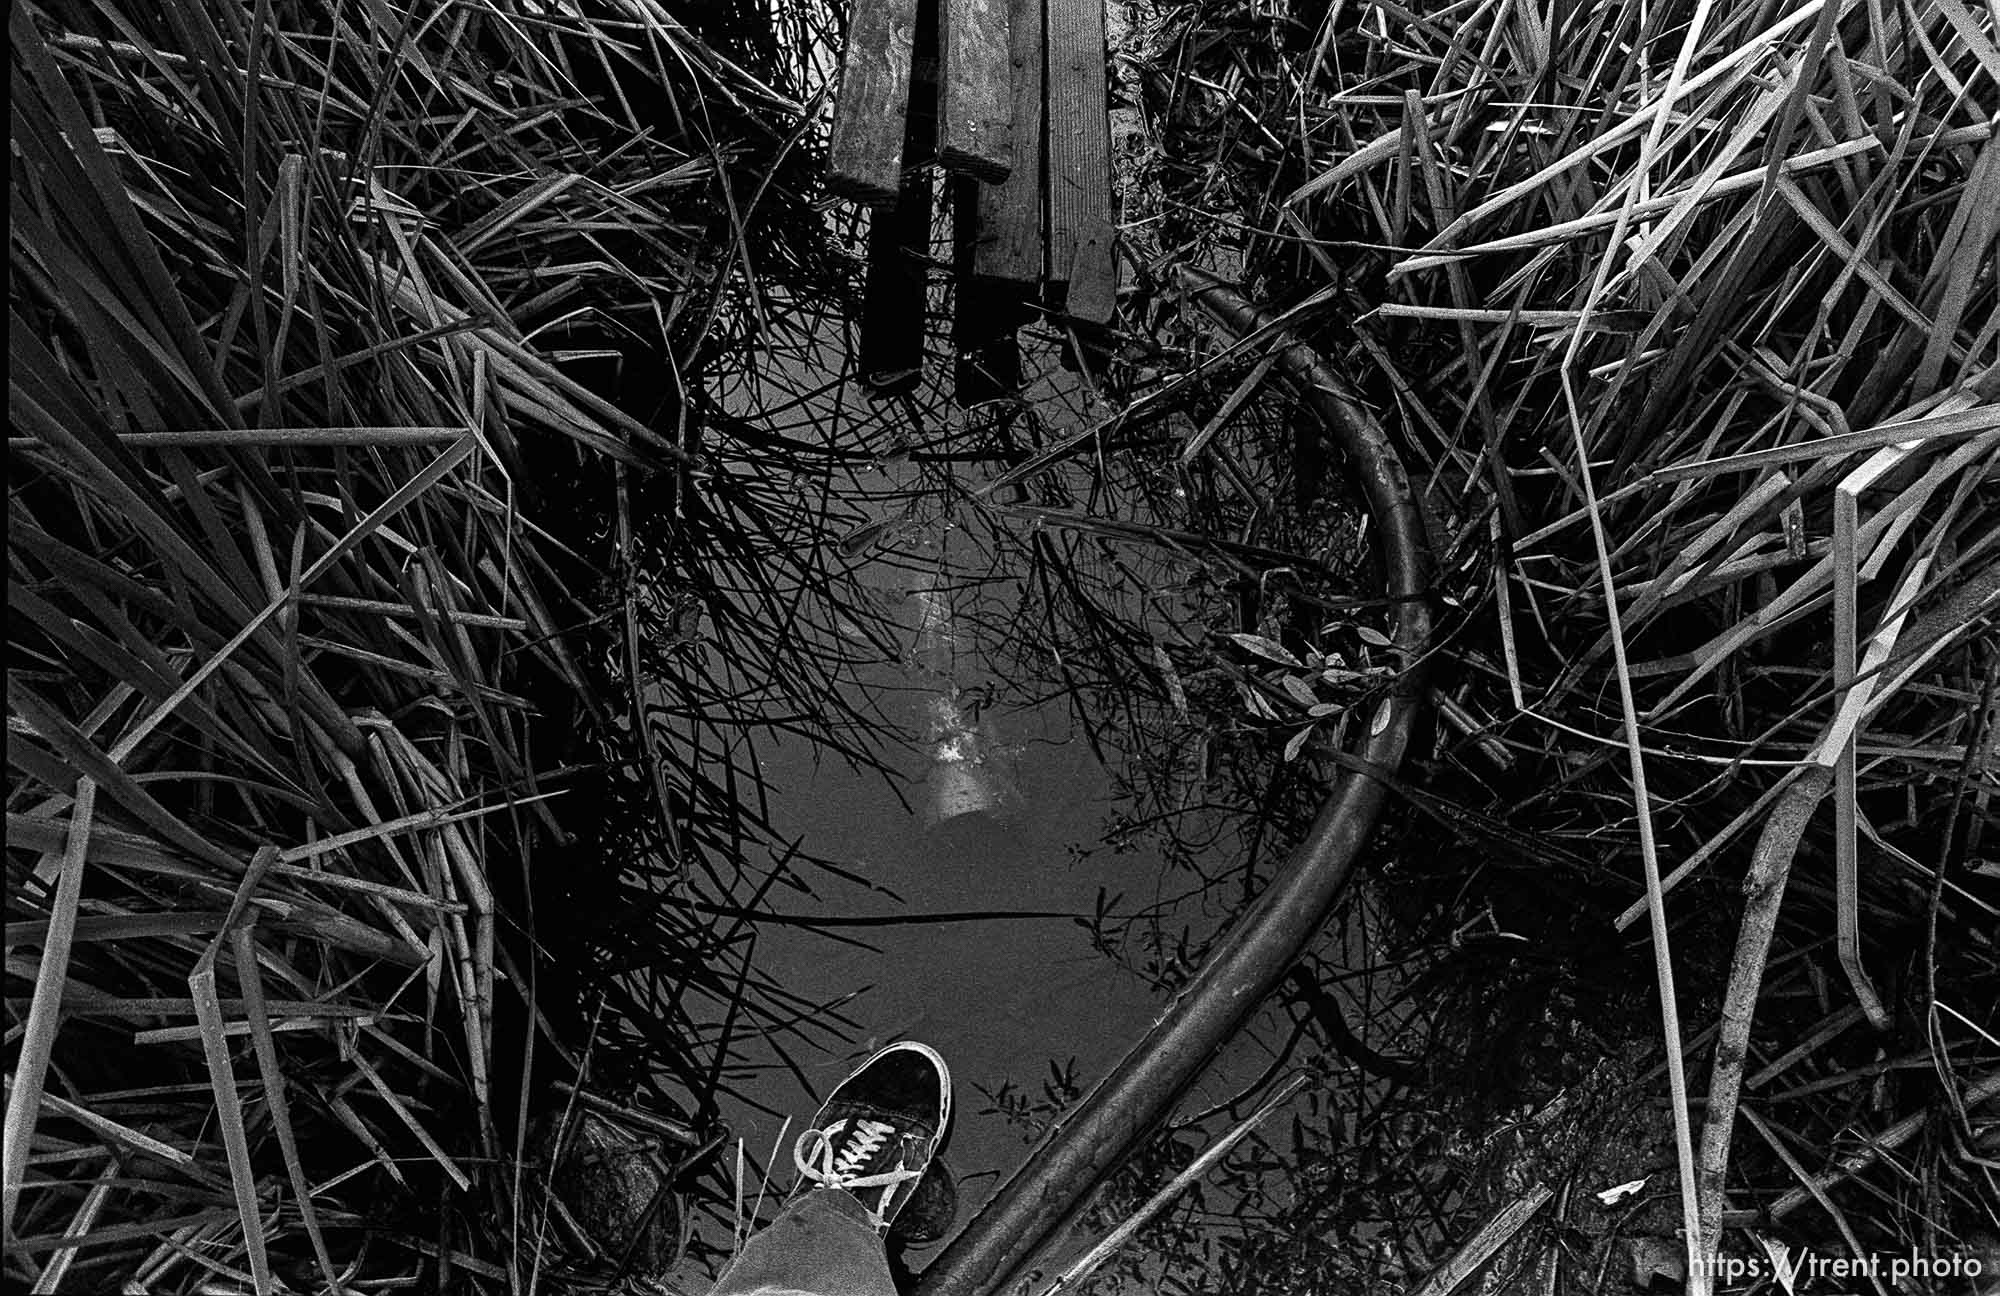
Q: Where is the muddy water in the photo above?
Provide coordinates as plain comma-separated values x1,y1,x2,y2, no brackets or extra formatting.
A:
705,470,1193,1209
636,0,1312,1258
656,121,1354,1264
639,292,1426,1294
738,688,1171,1213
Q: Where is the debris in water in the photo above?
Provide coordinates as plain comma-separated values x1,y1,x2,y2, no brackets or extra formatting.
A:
911,572,1019,824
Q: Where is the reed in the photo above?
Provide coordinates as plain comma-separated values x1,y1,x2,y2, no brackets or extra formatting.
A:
10,0,1995,1287
1067,0,1997,1284
5,0,885,1289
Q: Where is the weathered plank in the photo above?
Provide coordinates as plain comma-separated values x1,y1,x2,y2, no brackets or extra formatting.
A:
828,0,923,207
971,0,1044,283
861,0,941,389
938,0,1013,180
1045,0,1115,321
953,178,1025,405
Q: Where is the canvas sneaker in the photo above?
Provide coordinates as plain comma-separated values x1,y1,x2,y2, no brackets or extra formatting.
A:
790,1040,951,1234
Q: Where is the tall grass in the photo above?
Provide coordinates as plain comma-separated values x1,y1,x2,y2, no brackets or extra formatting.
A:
5,0,880,1289
10,0,1995,1287
1080,0,1998,1284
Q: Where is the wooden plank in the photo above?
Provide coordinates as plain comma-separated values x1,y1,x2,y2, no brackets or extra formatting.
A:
828,0,923,207
971,0,1044,283
861,0,941,389
938,0,1013,180
861,175,933,388
1045,0,1115,321
953,178,1025,405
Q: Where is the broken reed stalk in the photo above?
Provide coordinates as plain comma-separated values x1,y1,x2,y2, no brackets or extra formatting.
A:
1556,413,1705,1291
1408,1183,1556,1296
1753,1069,2000,1224
1692,762,1832,1259
1041,1071,1310,1294
1555,384,1705,1296
1696,550,1999,1256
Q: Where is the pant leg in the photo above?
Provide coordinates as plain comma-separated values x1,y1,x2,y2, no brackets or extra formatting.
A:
703,1189,899,1296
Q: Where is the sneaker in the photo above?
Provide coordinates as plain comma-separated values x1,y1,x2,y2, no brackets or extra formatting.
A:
790,1040,951,1233
888,1155,957,1247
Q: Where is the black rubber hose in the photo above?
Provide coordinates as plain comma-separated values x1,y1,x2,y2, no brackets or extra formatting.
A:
914,268,1434,1296
1285,966,1422,1086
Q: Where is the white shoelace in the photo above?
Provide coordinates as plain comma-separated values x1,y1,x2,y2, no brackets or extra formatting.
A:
793,1118,922,1225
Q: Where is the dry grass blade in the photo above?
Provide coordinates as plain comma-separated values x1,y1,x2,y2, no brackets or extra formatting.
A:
28,1158,117,1295
1544,0,1720,1273
186,847,280,1295
227,924,339,1292
2,780,97,1234
1739,1108,1887,1296
18,1092,194,1168
186,963,273,1295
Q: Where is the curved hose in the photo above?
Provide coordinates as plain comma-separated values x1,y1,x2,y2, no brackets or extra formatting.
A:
914,269,1434,1296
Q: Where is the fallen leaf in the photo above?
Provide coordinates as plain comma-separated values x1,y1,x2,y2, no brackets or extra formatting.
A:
1596,1177,1648,1205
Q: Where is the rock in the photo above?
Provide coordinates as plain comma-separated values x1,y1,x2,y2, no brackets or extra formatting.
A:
531,1109,683,1275
1627,1236,1684,1291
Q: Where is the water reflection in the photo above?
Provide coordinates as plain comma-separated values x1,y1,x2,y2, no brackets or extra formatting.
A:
912,565,1021,825
633,167,1361,1279
676,289,1213,1233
